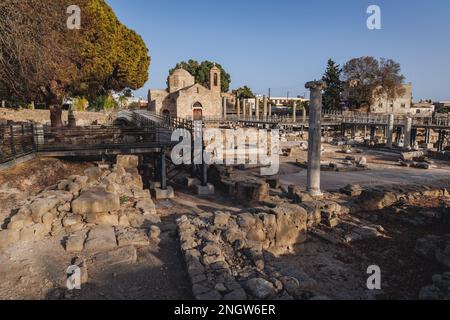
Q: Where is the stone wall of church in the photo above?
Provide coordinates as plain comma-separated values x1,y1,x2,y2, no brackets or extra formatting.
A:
175,85,221,119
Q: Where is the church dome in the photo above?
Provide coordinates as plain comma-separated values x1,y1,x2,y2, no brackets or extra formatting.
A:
172,68,193,78
168,68,195,93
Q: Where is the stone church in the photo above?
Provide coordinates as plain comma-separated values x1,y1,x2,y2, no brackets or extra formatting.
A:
148,65,223,120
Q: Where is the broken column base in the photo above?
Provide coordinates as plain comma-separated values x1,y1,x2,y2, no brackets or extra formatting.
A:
195,183,215,195
308,188,324,199
152,186,175,200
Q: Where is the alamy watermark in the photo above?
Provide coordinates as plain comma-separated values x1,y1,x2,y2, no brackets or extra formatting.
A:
171,122,280,176
367,5,381,30
366,265,382,290
66,265,81,290
67,5,81,30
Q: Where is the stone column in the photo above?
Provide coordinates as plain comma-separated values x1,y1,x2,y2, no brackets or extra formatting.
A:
222,97,227,119
242,99,247,118
255,98,260,120
236,98,241,118
68,107,76,128
305,80,326,197
404,116,412,150
263,95,268,120
302,106,306,123
395,127,402,145
425,128,431,144
386,114,394,149
293,102,297,122
268,103,272,118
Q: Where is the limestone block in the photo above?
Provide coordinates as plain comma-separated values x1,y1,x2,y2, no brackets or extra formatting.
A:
152,186,175,200
214,212,230,228
135,199,157,216
74,176,89,189
358,189,398,211
65,230,88,253
30,197,61,220
20,223,48,242
63,214,83,227
270,204,308,250
84,167,103,183
72,190,120,215
123,173,143,191
245,278,277,299
116,155,139,170
84,226,117,252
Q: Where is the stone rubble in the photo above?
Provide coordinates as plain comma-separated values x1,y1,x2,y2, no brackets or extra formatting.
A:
0,155,161,254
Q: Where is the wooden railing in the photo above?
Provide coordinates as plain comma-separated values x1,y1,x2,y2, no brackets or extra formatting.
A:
0,124,36,164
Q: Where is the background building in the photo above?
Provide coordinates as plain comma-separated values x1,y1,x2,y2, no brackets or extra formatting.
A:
148,66,222,120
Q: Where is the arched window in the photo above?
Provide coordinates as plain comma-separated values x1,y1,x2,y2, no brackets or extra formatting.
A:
214,73,218,87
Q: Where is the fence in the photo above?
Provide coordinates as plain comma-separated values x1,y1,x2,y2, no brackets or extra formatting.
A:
0,124,36,164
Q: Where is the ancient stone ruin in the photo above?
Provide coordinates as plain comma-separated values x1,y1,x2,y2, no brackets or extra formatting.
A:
0,155,161,256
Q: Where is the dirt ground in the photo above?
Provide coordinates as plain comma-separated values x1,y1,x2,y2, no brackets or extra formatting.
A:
0,144,449,300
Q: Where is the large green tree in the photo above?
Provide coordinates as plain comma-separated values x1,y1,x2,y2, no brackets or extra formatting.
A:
322,59,343,110
168,60,231,93
342,57,405,109
232,86,255,99
0,0,150,127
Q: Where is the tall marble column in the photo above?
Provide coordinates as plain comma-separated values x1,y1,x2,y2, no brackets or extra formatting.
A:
293,102,297,122
255,98,260,120
236,98,241,118
302,106,306,123
242,99,247,118
386,114,394,148
404,116,412,150
305,80,326,197
222,97,227,119
263,95,268,120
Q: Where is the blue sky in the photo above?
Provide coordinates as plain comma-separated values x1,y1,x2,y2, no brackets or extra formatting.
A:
107,0,450,101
